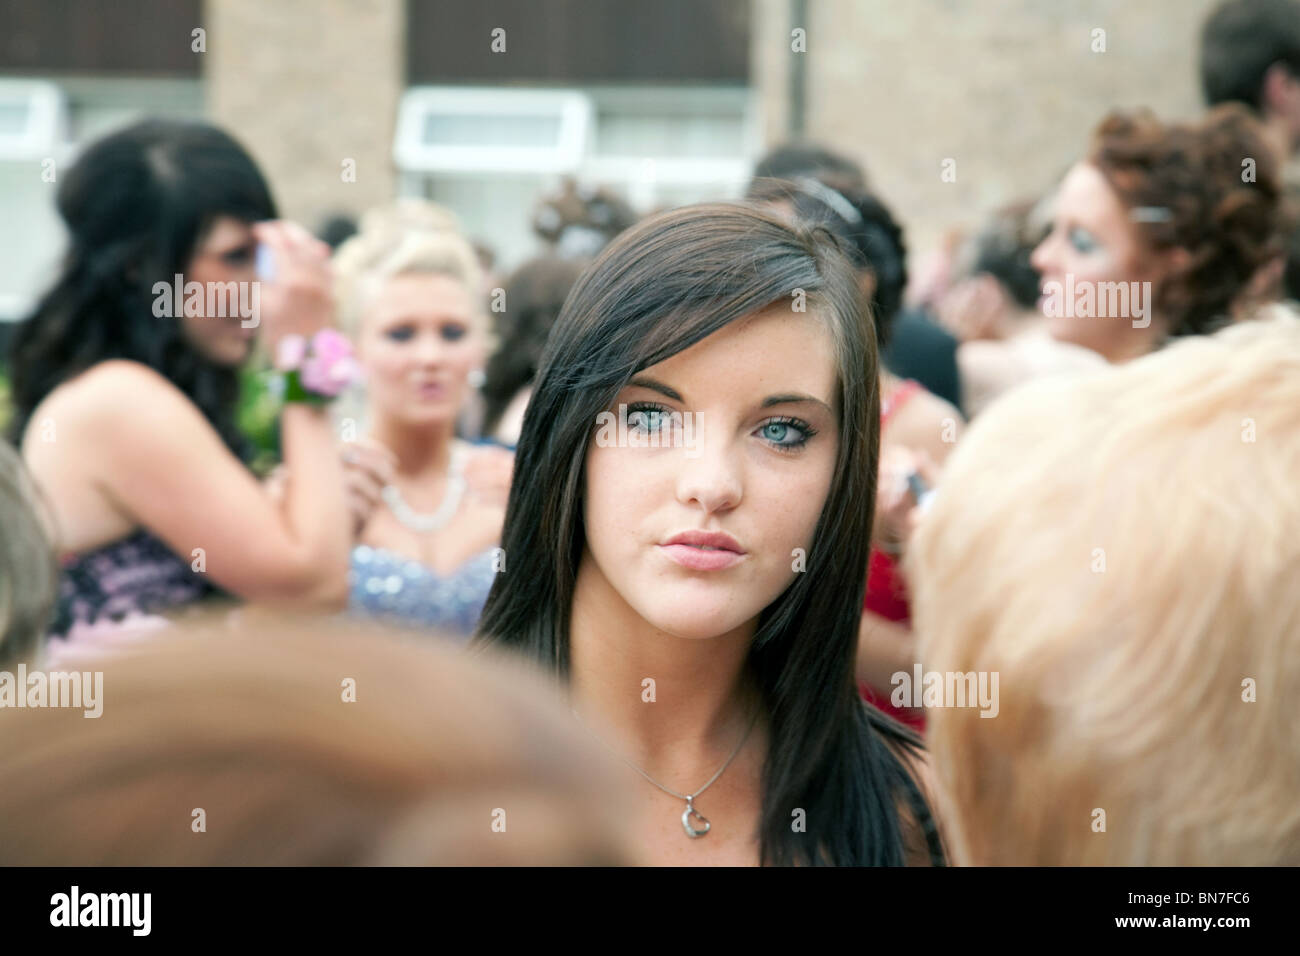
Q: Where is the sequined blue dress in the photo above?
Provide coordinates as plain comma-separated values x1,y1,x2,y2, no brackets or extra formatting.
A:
347,544,499,640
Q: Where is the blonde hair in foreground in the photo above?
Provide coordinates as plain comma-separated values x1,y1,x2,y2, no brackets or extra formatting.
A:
0,612,637,865
908,305,1300,865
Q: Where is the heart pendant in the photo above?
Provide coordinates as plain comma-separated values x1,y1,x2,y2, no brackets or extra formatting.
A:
682,802,711,839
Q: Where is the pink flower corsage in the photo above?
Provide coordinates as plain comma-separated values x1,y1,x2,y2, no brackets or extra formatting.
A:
275,329,358,404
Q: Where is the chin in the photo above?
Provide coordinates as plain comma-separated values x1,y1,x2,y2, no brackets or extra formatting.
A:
638,600,755,642
1047,316,1086,349
200,341,253,368
396,405,458,428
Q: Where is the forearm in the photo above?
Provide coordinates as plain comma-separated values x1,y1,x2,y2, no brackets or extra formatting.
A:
274,403,351,605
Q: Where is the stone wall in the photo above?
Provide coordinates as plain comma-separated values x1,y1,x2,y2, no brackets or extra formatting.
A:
752,0,1229,255
205,0,403,228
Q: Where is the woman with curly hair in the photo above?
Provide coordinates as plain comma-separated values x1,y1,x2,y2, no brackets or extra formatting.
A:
1031,104,1285,363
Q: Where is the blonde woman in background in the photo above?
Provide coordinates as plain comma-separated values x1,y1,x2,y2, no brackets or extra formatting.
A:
331,201,514,638
908,307,1300,865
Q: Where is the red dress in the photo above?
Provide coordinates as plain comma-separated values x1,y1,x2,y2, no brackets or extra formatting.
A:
860,380,927,733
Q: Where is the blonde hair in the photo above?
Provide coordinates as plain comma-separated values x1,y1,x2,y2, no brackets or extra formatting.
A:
0,611,637,864
908,306,1300,865
332,198,493,350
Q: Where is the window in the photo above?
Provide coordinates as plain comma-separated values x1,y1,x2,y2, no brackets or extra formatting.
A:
0,80,65,161
394,85,756,269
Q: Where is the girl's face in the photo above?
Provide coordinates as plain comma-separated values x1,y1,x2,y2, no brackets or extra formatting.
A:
181,216,260,367
580,304,841,641
1030,161,1163,359
357,272,487,426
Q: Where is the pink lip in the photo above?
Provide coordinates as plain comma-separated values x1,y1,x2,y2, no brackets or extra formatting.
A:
658,529,747,571
658,544,746,571
416,382,446,398
663,530,744,551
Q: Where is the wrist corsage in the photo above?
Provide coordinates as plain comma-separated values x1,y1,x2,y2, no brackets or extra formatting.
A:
272,329,358,406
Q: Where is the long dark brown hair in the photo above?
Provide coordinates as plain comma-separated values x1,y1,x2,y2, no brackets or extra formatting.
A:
473,202,943,866
6,118,276,457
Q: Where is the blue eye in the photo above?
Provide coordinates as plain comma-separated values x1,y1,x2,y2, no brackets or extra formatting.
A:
626,402,680,434
441,324,467,342
622,403,817,452
756,417,816,452
386,326,415,342
1069,228,1098,253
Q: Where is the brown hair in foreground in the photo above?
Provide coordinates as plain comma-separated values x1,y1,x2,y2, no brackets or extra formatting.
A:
0,612,637,865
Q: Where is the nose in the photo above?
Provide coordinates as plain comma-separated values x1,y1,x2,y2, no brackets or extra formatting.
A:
1029,230,1056,276
674,424,743,516
413,331,446,366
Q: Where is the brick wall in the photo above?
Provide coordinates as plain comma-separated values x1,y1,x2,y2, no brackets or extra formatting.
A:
753,0,1230,255
205,0,404,228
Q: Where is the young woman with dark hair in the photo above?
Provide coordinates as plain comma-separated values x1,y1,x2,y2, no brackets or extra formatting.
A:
7,118,352,645
747,177,965,734
472,202,945,866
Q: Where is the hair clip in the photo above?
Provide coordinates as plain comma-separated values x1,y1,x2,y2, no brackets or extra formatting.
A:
794,177,864,227
1130,206,1173,223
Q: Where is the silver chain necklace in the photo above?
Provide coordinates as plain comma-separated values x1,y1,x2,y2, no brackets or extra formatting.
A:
380,444,468,534
571,702,761,839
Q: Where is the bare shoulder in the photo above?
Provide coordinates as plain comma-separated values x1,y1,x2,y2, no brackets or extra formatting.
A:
21,360,198,454
49,361,191,421
889,388,964,464
61,360,205,433
75,359,190,405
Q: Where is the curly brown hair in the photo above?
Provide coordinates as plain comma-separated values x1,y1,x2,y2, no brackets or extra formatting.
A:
1088,104,1283,335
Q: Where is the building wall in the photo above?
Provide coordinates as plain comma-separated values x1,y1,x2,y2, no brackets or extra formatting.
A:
407,0,748,84
205,0,404,226
753,0,1229,256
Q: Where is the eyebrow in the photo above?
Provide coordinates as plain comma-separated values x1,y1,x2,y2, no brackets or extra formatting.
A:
627,375,833,415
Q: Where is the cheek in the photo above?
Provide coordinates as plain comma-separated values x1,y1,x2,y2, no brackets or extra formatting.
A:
1070,242,1131,283
1114,247,1152,286
448,335,487,373
187,261,251,289
582,446,643,553
750,460,833,562
360,337,413,379
180,315,219,347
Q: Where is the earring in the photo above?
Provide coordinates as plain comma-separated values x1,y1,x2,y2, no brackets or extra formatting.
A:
468,368,486,389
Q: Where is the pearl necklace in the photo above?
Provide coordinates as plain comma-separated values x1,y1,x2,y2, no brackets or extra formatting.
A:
380,444,469,534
